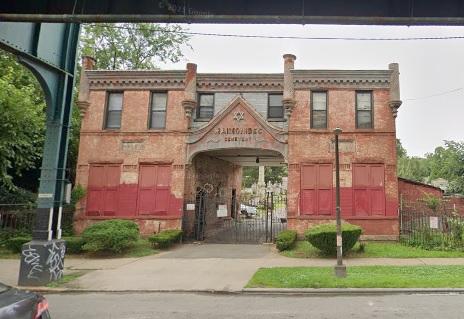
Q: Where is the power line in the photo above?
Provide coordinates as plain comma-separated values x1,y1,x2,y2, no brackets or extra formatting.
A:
86,23,464,41
404,88,463,101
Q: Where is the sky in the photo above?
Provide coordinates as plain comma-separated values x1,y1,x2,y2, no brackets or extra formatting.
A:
161,24,464,157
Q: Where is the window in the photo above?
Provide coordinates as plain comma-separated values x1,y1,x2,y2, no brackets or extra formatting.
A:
311,91,327,128
356,91,373,128
137,165,172,215
150,92,167,129
300,164,333,215
197,94,214,119
105,92,123,129
268,93,284,119
87,164,121,216
353,164,385,216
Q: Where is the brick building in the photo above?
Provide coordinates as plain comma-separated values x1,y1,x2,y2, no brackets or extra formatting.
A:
75,54,402,240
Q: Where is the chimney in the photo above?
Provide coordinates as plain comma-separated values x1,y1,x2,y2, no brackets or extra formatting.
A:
82,55,96,70
282,54,297,117
389,63,402,118
77,56,96,118
182,63,198,118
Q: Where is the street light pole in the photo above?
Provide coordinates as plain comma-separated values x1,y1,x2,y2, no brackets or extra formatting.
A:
334,127,347,278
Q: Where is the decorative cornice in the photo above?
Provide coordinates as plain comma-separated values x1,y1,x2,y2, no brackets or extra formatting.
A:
86,70,186,90
293,70,391,89
86,69,392,91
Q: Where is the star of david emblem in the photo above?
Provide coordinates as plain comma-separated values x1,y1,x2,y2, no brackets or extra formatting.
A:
233,111,245,122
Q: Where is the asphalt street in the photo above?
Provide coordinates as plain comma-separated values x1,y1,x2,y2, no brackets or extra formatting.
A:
46,292,464,319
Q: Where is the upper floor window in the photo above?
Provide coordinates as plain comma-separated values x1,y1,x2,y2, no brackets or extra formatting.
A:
311,91,327,128
105,92,123,129
356,91,373,129
150,92,167,129
197,94,214,119
268,93,284,119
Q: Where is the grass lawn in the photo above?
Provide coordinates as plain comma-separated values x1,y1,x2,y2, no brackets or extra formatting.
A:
247,265,464,288
0,247,20,259
46,272,85,288
281,241,464,259
1,238,159,259
73,238,159,258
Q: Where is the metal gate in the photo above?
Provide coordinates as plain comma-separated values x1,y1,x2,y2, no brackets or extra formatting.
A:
205,192,287,244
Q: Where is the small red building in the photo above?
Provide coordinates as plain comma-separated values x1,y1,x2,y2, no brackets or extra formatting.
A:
75,54,403,240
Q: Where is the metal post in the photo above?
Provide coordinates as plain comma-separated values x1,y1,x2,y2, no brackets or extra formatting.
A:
270,192,274,242
333,127,346,277
265,192,269,243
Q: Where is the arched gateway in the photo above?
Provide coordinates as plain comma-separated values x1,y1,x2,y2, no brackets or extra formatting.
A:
183,96,289,242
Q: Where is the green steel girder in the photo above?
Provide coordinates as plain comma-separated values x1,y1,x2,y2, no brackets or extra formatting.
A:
0,22,80,240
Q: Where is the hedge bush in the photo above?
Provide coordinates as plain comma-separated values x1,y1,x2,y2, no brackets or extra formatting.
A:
81,219,139,253
148,229,183,249
304,223,362,255
64,236,85,254
276,230,297,251
5,236,32,253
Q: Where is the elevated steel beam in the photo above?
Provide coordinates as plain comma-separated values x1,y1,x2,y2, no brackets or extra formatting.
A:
1,0,464,26
0,21,80,286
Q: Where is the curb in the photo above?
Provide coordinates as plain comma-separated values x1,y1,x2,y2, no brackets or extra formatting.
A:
16,286,464,296
242,288,464,296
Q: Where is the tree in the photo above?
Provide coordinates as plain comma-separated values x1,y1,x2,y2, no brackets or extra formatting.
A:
0,51,45,189
80,23,191,70
426,141,464,194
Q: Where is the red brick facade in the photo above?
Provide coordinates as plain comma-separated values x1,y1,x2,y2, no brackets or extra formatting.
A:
75,55,402,239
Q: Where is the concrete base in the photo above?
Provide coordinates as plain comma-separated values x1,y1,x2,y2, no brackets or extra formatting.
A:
334,264,347,278
18,239,66,286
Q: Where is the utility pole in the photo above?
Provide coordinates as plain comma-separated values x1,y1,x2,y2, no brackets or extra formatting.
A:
333,127,346,278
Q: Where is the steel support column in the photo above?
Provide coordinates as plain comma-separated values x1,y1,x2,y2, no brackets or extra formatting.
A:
0,21,80,286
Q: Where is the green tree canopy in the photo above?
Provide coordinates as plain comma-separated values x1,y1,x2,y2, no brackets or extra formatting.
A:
397,139,464,194
80,23,191,70
0,51,45,189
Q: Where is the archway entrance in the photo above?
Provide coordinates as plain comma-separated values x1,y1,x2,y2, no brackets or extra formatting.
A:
183,148,288,244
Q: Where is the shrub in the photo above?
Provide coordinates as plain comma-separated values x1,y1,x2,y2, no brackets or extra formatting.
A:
5,236,31,253
304,223,362,255
0,228,29,246
71,184,86,207
276,230,297,251
148,229,183,249
64,236,85,254
81,219,139,253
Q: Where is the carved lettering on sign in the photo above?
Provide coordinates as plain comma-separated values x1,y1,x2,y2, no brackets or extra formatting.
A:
123,165,138,172
330,140,355,153
121,141,144,152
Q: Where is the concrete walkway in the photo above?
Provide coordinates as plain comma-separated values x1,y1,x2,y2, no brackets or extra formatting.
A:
2,244,464,292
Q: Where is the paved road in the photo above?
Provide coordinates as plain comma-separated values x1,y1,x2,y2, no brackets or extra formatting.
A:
46,292,464,319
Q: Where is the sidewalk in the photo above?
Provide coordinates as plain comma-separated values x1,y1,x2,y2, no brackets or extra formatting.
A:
2,244,464,292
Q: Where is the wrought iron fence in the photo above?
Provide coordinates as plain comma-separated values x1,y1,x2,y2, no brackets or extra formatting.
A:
400,210,464,250
205,192,288,244
0,204,75,236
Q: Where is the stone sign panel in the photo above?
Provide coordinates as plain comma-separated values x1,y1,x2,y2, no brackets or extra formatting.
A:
186,96,288,162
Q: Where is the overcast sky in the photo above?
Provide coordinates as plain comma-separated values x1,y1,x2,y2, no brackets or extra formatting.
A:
162,24,464,157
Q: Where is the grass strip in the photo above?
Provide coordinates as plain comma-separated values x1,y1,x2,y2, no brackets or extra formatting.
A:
281,241,464,259
247,265,464,288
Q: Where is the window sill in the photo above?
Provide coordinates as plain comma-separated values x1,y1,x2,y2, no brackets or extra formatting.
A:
194,118,212,122
267,118,287,122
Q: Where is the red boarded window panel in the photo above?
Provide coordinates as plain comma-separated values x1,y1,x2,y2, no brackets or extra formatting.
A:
137,165,172,215
353,164,385,216
300,164,333,216
86,164,121,216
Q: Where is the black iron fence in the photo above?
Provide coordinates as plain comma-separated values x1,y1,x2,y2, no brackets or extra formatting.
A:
400,210,464,250
0,204,75,236
204,192,288,244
